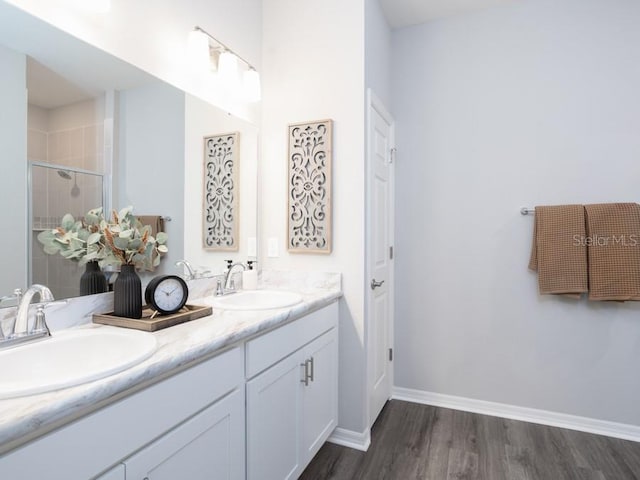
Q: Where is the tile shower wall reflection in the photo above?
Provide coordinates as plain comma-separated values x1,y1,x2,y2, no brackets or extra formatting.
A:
28,99,105,172
28,98,106,300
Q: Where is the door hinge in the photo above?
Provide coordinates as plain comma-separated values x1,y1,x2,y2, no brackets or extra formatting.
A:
389,147,397,164
389,246,394,260
389,348,393,361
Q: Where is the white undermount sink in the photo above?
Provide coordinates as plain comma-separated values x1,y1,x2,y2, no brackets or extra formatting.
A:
211,290,303,311
0,326,157,400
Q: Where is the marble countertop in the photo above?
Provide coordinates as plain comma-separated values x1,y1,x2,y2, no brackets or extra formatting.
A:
0,271,341,455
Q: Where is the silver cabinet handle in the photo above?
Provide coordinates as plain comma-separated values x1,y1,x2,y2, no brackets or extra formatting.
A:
300,358,314,386
300,360,310,386
371,279,385,290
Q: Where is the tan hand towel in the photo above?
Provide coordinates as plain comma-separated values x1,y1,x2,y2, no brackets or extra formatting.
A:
528,205,588,296
136,215,165,237
584,203,640,301
136,215,166,272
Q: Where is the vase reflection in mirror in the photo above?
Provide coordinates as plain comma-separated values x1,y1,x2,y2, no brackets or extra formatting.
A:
79,260,108,296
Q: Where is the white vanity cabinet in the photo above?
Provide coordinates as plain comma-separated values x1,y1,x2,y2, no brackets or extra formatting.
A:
1,346,245,480
95,465,125,480
245,303,338,480
0,299,340,480
123,388,245,480
299,328,338,462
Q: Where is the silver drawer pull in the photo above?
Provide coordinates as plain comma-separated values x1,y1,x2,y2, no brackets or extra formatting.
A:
300,360,310,386
309,356,314,382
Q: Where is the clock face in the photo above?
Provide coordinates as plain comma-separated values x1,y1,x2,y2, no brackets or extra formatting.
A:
146,275,189,315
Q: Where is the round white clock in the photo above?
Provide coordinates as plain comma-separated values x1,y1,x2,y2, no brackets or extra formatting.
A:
144,275,189,315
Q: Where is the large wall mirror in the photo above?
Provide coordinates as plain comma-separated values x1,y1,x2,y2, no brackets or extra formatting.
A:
0,2,258,304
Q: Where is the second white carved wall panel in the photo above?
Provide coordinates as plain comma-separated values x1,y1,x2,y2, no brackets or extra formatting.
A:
287,120,333,254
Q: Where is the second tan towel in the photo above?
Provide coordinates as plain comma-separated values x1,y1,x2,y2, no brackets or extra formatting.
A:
585,203,640,301
528,205,588,296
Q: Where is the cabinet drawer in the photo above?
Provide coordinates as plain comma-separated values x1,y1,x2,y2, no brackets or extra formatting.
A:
245,302,338,379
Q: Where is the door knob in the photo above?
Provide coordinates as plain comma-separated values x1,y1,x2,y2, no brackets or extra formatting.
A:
371,279,385,290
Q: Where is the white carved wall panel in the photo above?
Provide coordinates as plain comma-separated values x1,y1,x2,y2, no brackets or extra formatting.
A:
287,120,332,254
203,132,239,251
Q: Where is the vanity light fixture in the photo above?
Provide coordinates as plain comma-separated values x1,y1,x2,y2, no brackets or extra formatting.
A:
75,0,111,13
243,67,261,104
187,29,211,74
92,0,111,13
218,50,240,86
189,26,261,102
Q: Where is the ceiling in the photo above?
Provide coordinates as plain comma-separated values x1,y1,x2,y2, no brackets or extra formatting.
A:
0,1,157,110
379,0,518,28
27,58,95,109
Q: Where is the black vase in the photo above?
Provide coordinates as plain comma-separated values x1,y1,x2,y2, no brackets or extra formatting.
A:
114,264,142,319
80,261,108,296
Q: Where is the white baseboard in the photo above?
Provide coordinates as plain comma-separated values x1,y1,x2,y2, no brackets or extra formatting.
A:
327,427,371,451
392,387,640,443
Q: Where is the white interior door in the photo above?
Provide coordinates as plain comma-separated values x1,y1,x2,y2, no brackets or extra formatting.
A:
367,89,394,428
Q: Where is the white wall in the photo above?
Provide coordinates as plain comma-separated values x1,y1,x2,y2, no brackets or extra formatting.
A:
0,45,27,294
365,0,392,107
261,0,367,434
184,94,258,275
392,0,640,426
5,0,262,123
118,82,185,276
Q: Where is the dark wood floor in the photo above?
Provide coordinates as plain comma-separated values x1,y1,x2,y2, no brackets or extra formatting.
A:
300,400,640,480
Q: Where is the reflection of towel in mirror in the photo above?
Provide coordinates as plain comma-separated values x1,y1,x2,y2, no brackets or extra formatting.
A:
137,216,165,237
136,215,165,272
585,203,640,301
528,205,588,297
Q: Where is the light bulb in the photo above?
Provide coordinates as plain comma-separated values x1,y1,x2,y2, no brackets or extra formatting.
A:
243,68,261,103
218,51,239,87
188,30,211,74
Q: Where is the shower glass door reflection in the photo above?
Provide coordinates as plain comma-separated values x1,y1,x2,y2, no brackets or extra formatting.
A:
30,163,105,300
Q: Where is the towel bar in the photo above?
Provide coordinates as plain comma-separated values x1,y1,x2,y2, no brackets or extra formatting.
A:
520,207,534,216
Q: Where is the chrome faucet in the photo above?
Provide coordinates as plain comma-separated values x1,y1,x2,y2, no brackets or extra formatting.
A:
175,260,196,279
0,288,22,308
0,284,54,349
224,261,246,291
13,284,54,337
0,288,23,339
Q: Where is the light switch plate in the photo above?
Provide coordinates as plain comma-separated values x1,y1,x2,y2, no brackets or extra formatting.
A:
267,237,279,257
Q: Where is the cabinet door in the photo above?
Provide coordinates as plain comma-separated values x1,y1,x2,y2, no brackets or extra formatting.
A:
246,352,303,480
124,388,244,480
300,328,338,466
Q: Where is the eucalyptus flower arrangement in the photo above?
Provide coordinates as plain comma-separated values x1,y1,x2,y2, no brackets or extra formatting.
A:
37,207,106,266
102,206,168,270
37,206,168,271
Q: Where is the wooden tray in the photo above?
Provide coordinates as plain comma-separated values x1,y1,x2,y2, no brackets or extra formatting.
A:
93,304,213,332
